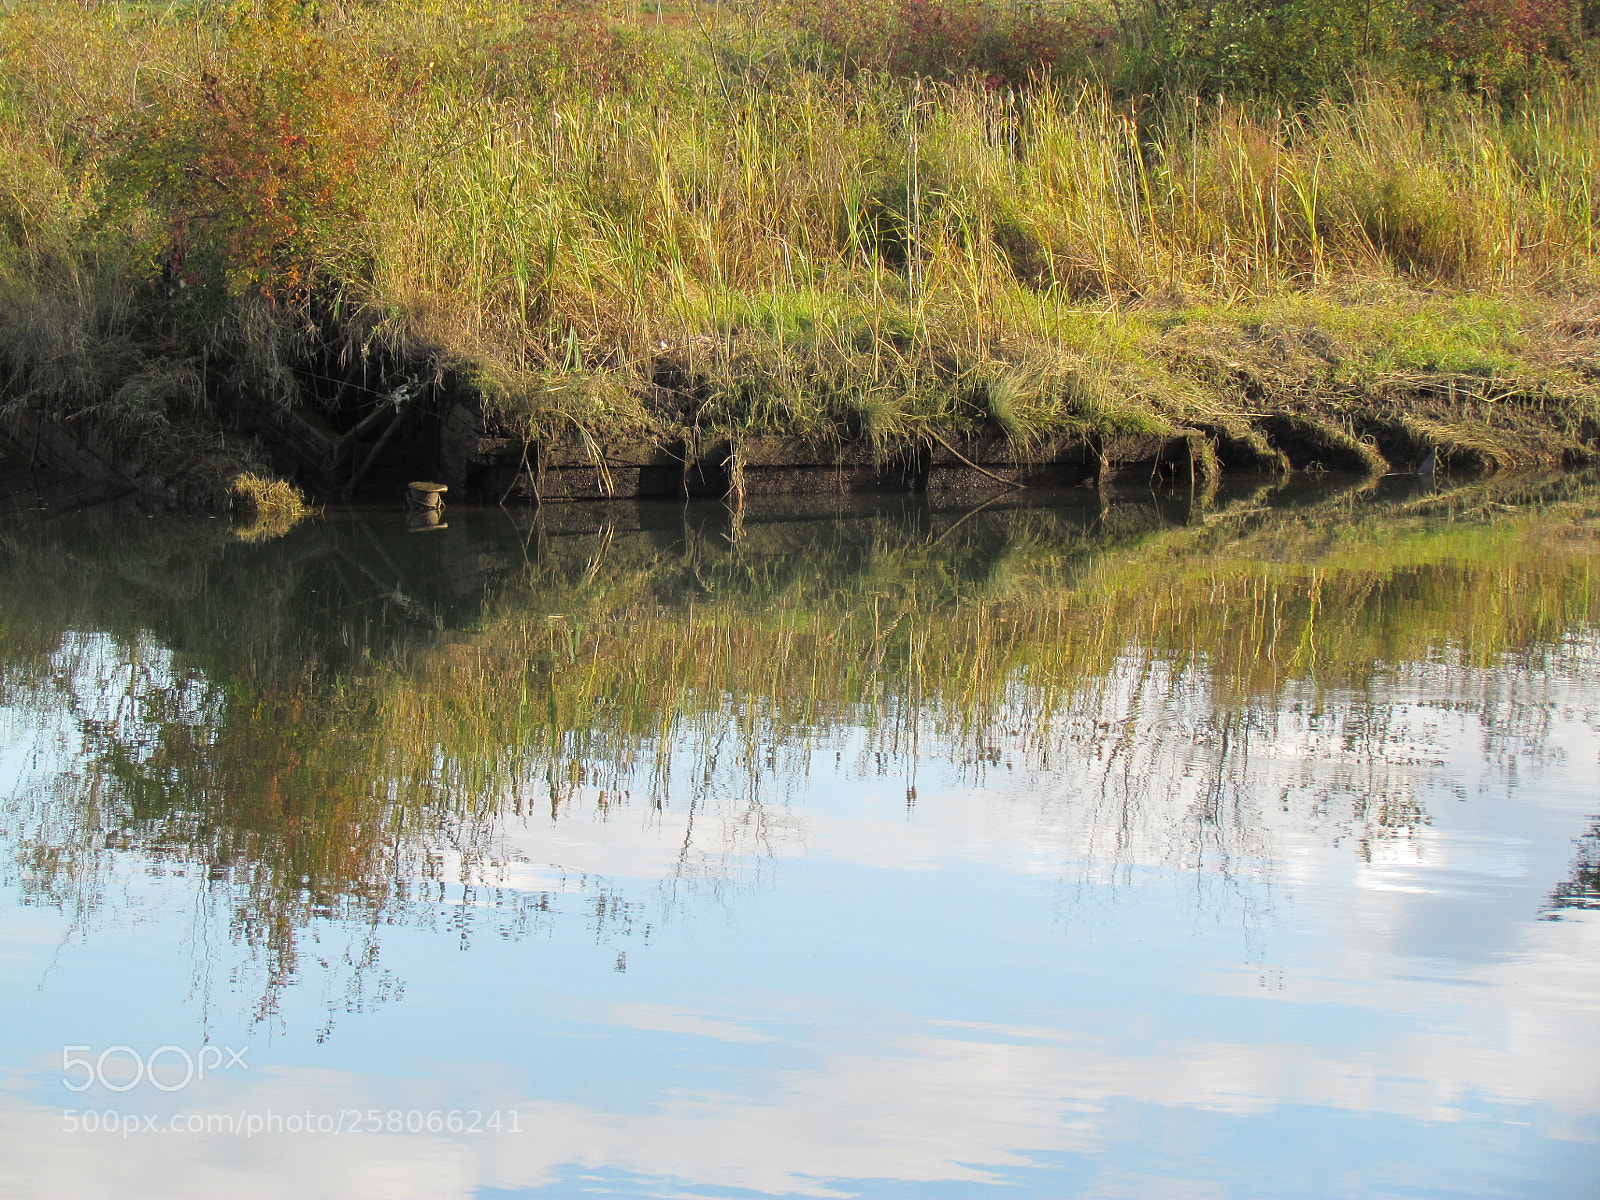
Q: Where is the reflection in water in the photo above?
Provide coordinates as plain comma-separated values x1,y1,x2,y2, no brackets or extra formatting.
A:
3,477,1598,991
1,473,1599,1197
1548,819,1600,915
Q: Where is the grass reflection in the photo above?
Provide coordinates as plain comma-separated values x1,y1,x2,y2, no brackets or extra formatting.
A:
1,475,1597,1018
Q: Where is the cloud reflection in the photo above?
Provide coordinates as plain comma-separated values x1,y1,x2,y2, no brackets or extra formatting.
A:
6,903,1597,1200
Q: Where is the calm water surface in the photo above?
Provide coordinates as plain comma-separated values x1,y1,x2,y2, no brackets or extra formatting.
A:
1,475,1598,1199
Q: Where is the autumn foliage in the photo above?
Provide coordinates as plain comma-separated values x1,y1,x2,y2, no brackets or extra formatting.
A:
113,0,386,300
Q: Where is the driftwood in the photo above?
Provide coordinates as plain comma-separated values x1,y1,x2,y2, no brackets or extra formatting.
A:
925,428,1027,491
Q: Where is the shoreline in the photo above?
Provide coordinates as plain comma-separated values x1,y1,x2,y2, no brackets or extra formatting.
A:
6,294,1596,517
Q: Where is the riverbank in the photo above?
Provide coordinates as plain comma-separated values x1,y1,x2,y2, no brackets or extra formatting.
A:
1,1,1597,512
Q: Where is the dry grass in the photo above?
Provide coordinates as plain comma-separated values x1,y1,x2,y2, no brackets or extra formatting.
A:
0,1,1595,480
228,471,314,538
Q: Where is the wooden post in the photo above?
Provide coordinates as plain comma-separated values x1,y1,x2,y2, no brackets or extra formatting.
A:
406,481,448,510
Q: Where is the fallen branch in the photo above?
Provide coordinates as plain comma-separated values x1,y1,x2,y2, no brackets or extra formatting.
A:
924,427,1026,490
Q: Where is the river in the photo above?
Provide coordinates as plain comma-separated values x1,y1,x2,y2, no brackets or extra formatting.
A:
1,474,1597,1199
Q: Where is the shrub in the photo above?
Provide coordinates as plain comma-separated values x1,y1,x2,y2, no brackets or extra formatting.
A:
789,0,1105,88
1129,0,1592,99
380,2,661,101
1409,0,1574,91
110,0,388,301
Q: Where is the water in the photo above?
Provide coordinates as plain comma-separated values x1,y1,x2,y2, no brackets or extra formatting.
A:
1,475,1597,1200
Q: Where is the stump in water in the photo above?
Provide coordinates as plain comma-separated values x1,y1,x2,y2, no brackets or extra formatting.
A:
407,481,447,510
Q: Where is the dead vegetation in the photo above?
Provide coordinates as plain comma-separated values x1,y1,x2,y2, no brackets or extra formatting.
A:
228,471,314,539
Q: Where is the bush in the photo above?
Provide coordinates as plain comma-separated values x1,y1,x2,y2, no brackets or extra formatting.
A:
789,0,1107,88
109,0,388,301
379,2,661,102
1128,0,1592,99
1410,0,1575,92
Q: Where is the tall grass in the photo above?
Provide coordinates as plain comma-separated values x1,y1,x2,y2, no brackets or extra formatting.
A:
0,0,1597,485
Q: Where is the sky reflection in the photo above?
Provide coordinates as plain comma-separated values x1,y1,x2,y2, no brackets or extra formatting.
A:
2,479,1598,1198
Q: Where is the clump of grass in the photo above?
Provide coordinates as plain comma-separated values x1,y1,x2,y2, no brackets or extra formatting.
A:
229,472,313,540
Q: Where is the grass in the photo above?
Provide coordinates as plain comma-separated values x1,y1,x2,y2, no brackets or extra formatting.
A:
0,0,1597,501
228,471,314,538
